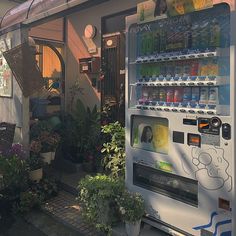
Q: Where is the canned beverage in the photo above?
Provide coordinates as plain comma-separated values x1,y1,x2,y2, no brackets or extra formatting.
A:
208,87,218,104
159,88,167,102
199,87,209,104
183,87,192,102
166,88,174,102
174,87,183,103
191,87,200,103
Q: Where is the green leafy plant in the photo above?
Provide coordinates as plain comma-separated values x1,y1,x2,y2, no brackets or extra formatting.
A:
30,178,58,201
101,122,125,178
0,155,29,195
117,190,145,223
77,175,124,234
73,99,101,154
26,154,43,171
16,191,42,214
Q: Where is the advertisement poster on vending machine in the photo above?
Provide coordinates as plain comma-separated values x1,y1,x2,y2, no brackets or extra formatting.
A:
166,0,213,16
137,0,168,23
131,116,169,154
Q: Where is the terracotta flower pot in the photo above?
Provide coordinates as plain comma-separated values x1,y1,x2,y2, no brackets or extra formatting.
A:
29,168,43,183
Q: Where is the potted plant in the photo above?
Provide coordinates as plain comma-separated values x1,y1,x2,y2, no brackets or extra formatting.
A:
77,175,124,234
26,154,44,183
38,131,52,164
117,190,145,236
46,132,61,161
39,131,61,163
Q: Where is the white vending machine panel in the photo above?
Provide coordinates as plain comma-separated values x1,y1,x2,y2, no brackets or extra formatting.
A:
126,2,235,236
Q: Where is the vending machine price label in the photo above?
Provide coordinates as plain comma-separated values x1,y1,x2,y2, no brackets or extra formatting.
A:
187,133,201,147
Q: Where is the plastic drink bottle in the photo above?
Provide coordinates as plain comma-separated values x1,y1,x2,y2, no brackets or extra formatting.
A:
191,87,200,103
159,88,167,102
159,25,166,53
200,21,209,49
190,61,199,77
150,88,159,101
183,87,192,102
166,88,174,102
174,88,183,102
153,30,160,54
208,87,218,104
210,18,221,48
199,87,209,104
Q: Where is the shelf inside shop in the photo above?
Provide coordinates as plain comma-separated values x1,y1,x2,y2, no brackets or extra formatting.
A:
130,76,228,87
131,48,228,64
135,104,217,115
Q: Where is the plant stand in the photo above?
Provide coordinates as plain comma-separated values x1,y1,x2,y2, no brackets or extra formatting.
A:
29,168,43,182
125,220,141,236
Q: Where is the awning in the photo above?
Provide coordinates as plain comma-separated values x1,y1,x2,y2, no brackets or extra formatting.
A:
0,0,109,35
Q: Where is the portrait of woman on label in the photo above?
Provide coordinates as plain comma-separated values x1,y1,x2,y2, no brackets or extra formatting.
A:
141,126,153,143
154,0,167,17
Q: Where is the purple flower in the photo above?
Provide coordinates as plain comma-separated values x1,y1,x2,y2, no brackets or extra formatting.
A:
4,143,27,160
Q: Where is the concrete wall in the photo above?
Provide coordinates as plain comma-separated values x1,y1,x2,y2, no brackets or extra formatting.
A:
65,0,143,111
0,29,29,145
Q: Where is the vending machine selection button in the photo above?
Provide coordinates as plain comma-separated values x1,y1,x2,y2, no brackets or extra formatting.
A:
188,133,201,147
222,123,231,140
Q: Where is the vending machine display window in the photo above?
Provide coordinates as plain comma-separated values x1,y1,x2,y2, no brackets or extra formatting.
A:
133,163,198,206
131,115,169,154
128,3,230,116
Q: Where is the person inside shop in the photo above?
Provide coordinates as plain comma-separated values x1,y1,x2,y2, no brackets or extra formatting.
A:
154,0,168,17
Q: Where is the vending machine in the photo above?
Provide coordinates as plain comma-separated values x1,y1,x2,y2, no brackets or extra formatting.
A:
125,1,235,235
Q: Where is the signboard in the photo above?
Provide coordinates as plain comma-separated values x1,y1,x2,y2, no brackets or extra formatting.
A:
0,39,12,97
3,42,44,97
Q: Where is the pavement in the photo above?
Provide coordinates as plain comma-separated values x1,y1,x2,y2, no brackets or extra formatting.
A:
0,190,170,236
